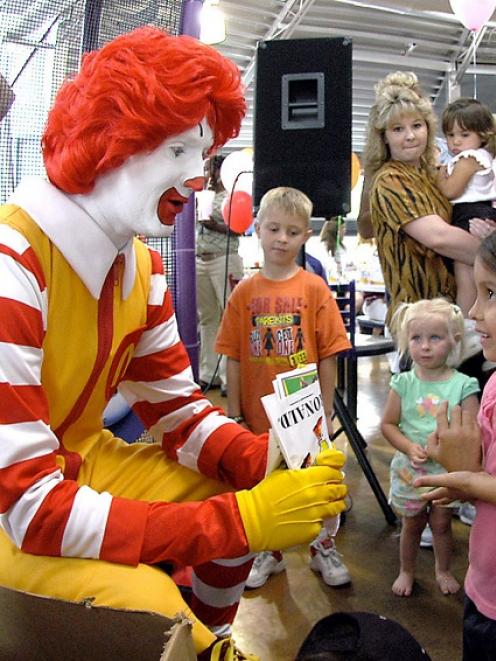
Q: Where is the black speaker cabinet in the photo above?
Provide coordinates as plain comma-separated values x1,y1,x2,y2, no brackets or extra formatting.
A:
253,38,352,218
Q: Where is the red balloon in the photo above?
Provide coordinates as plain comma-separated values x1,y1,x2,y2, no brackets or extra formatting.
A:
222,191,253,233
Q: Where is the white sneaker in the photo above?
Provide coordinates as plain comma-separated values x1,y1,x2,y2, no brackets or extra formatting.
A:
420,524,433,548
245,552,285,589
459,502,476,526
309,539,351,587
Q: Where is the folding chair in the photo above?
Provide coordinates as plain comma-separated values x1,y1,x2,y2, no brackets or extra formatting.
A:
330,281,397,525
331,281,395,422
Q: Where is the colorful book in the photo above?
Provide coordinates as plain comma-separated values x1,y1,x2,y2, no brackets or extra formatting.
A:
261,363,331,470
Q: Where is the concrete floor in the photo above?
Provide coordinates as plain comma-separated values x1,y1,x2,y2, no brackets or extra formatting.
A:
211,354,471,660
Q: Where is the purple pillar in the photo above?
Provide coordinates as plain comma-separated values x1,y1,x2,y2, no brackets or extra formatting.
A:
180,0,202,38
175,0,203,380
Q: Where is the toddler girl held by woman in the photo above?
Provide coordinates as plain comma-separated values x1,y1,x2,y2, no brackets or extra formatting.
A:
381,299,480,597
437,98,496,315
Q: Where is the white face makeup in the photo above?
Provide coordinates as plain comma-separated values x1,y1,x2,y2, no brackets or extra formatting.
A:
77,120,213,247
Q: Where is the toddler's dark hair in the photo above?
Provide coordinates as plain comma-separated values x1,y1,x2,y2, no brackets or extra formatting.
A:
442,97,496,155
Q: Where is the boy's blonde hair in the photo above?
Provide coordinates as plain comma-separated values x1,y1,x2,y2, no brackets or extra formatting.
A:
363,71,438,181
257,187,313,226
391,298,465,362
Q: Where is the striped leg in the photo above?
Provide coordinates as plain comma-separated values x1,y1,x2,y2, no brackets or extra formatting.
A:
191,553,255,636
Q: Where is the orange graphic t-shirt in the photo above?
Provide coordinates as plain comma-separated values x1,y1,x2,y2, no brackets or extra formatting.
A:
215,269,351,433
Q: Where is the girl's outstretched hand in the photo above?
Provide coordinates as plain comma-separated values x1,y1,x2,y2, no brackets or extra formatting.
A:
414,471,474,505
426,401,482,473
415,470,496,506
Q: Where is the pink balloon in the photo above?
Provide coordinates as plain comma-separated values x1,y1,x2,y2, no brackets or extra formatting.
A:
449,0,496,31
222,191,253,233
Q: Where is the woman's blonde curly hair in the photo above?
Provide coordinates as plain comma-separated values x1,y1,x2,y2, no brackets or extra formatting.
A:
363,71,438,182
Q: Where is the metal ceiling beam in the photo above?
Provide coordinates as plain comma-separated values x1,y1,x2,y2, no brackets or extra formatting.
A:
352,48,451,71
454,26,488,83
241,0,315,87
281,0,318,38
294,24,462,56
432,28,468,107
434,26,491,107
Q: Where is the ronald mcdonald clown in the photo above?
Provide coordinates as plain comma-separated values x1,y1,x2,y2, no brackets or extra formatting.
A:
0,27,346,659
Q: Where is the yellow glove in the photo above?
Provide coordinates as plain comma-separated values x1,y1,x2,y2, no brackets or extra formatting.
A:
235,464,347,553
315,448,346,469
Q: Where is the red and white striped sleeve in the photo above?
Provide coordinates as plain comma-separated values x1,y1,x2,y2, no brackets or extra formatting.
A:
0,225,61,537
119,248,269,488
0,229,265,567
0,225,149,565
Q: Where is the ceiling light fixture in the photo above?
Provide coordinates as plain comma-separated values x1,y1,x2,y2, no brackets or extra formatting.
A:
200,0,226,45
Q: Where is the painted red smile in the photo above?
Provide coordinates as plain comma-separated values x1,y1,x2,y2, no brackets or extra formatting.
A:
158,188,190,225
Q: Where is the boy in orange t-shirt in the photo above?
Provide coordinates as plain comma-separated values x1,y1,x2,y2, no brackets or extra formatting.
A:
216,186,352,589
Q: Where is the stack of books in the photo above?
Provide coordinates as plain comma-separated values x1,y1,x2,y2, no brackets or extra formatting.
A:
261,363,331,470
262,363,340,535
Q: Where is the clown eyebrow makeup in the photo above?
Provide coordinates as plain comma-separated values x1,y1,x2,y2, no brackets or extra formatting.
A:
199,123,204,137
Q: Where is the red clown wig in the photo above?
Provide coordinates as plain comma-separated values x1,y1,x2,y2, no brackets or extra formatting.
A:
42,26,246,193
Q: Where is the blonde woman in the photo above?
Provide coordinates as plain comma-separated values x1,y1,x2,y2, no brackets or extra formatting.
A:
363,72,480,330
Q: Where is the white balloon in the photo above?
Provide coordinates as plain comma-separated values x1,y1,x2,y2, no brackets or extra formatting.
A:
220,150,253,195
235,171,253,195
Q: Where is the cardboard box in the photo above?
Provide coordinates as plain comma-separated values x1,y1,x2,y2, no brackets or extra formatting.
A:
0,585,197,660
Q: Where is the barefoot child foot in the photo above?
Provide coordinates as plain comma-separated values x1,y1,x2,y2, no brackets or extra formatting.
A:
392,571,415,597
436,571,460,595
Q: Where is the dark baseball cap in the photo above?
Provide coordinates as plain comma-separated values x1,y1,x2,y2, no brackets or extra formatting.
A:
295,611,431,660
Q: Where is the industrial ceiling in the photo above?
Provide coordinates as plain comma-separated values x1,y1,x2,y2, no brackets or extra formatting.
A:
212,0,496,154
